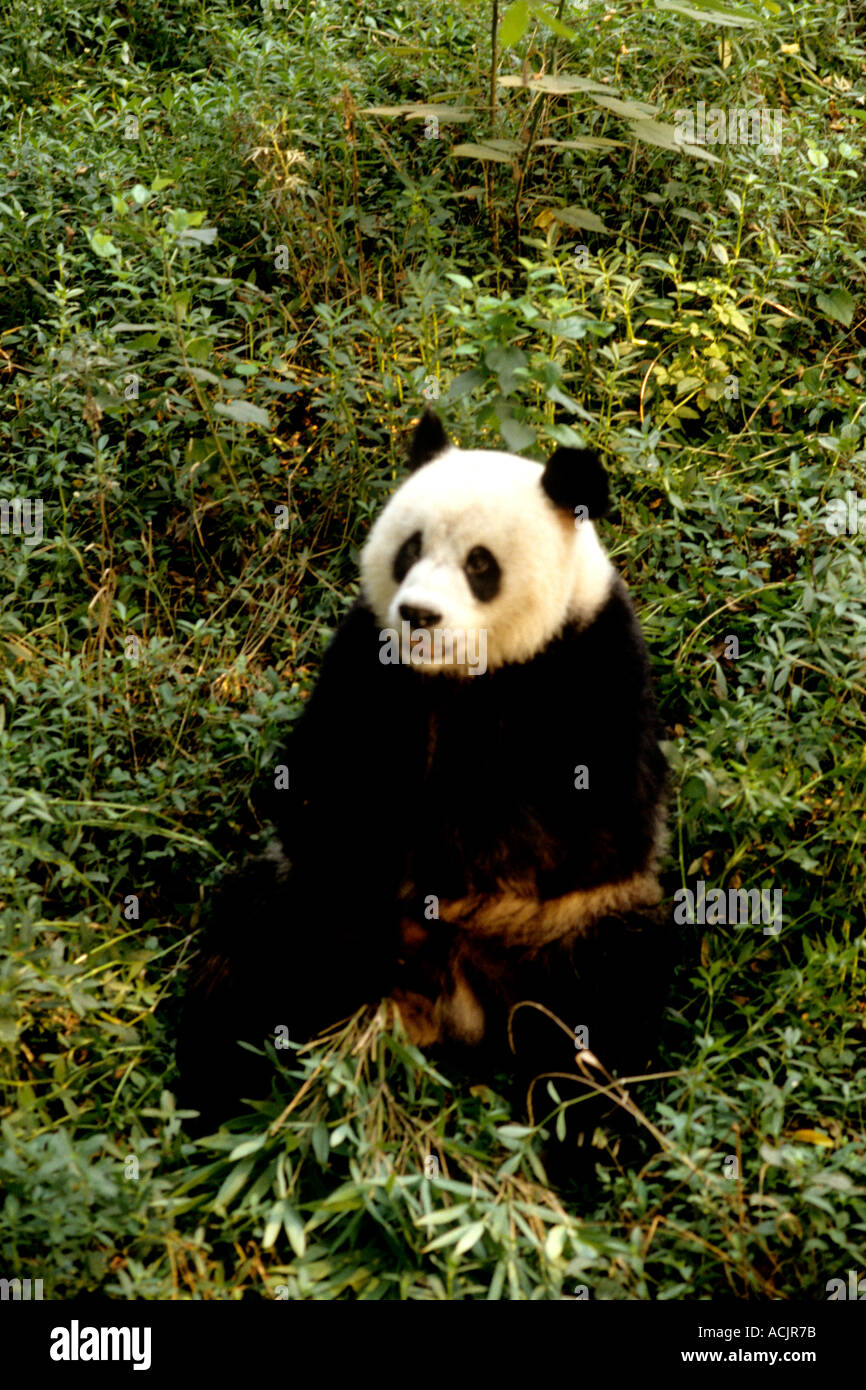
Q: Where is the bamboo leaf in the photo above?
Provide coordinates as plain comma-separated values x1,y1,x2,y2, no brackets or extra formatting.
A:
544,205,609,233
498,74,617,95
655,0,758,26
452,142,515,163
628,117,722,162
499,1,530,48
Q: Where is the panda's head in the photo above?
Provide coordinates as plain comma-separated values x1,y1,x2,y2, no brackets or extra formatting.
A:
359,409,616,676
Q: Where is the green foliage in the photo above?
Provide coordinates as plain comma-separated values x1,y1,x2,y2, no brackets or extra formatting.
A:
0,0,864,1299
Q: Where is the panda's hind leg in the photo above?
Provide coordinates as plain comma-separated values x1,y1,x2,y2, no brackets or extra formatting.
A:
502,907,675,1181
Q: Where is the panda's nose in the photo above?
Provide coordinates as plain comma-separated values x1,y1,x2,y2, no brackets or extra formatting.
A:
400,603,441,629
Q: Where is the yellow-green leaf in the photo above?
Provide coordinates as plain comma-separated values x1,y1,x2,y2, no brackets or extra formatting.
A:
498,74,617,96
452,142,515,163
545,205,608,233
499,0,530,48
816,289,854,328
654,0,756,26
593,95,658,119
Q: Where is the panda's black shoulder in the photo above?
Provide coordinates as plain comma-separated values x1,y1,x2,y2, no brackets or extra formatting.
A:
493,576,663,776
318,596,382,666
295,598,401,703
257,597,412,841
573,576,654,676
530,577,654,693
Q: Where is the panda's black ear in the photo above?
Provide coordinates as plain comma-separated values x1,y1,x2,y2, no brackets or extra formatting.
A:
408,407,450,471
541,447,610,520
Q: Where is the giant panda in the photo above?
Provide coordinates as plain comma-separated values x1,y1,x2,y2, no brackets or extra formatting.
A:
179,409,671,1151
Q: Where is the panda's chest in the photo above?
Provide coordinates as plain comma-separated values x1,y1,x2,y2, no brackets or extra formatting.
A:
416,694,532,803
400,691,562,889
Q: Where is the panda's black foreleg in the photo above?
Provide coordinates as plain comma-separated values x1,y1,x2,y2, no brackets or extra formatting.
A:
177,850,398,1129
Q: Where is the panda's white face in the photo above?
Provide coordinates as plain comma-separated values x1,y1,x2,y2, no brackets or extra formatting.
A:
360,443,615,675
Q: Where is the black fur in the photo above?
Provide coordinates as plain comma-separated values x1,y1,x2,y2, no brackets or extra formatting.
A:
273,591,665,902
408,406,449,470
179,580,670,1142
463,545,501,602
541,447,610,519
392,529,422,582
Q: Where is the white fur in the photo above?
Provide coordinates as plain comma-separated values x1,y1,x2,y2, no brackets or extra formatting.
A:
360,445,615,674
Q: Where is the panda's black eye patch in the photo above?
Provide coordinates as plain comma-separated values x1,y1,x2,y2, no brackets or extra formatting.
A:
393,530,423,583
464,545,500,602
